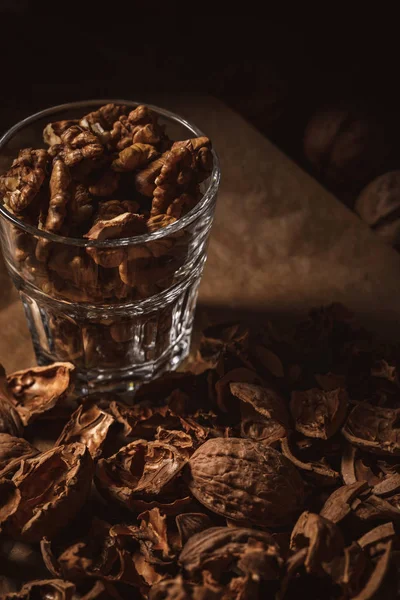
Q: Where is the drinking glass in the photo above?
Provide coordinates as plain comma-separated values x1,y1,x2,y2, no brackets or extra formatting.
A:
0,100,220,394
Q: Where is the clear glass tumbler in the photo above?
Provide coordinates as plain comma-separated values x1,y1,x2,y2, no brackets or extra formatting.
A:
0,100,220,394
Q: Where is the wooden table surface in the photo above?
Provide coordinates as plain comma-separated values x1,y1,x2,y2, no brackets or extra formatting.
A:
2,95,400,373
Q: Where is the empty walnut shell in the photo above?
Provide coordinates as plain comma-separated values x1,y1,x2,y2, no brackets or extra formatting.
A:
41,518,140,587
342,403,400,456
7,363,75,427
179,526,283,582
355,171,400,248
1,579,76,600
1,443,93,542
290,388,348,440
186,438,304,527
290,511,344,575
230,382,289,445
55,402,115,458
149,576,221,600
280,434,341,486
95,439,190,513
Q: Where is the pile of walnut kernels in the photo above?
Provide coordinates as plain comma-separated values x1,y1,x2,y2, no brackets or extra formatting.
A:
0,104,213,302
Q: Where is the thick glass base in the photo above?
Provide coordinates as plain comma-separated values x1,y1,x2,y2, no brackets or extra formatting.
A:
15,271,201,397
34,330,191,397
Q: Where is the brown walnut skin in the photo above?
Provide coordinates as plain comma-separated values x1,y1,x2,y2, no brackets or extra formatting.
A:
355,170,400,249
303,107,390,196
186,437,305,527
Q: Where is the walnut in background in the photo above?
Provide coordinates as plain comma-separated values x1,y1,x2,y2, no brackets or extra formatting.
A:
303,107,393,204
355,171,400,249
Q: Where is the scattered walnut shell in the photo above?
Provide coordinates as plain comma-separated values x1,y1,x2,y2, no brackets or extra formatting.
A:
179,526,283,583
290,511,344,575
0,434,38,477
7,363,75,426
0,579,76,600
0,443,93,542
95,439,190,513
290,388,348,440
342,403,400,456
230,382,289,445
55,402,115,458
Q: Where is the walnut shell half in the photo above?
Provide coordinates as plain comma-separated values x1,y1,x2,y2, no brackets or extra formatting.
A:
0,442,93,542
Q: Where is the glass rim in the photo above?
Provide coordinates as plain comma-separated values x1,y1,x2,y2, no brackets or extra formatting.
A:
0,99,221,248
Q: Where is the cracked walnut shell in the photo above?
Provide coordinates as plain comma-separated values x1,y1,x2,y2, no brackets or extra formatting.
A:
0,442,93,542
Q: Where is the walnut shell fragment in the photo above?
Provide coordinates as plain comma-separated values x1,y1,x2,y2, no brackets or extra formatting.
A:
55,402,115,458
342,403,400,455
1,579,76,600
290,511,344,575
281,434,341,485
0,396,23,437
230,382,289,445
175,512,214,547
180,526,283,582
320,481,369,524
0,443,93,542
0,148,50,212
322,541,369,598
7,362,75,426
95,439,190,513
186,438,304,527
40,518,141,587
290,388,348,439
149,576,221,600
0,434,38,476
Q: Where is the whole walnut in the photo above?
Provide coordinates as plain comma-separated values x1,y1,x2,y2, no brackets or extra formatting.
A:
304,107,391,195
186,438,305,527
355,171,400,249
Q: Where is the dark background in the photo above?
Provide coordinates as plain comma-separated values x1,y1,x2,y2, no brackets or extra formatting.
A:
1,4,399,206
